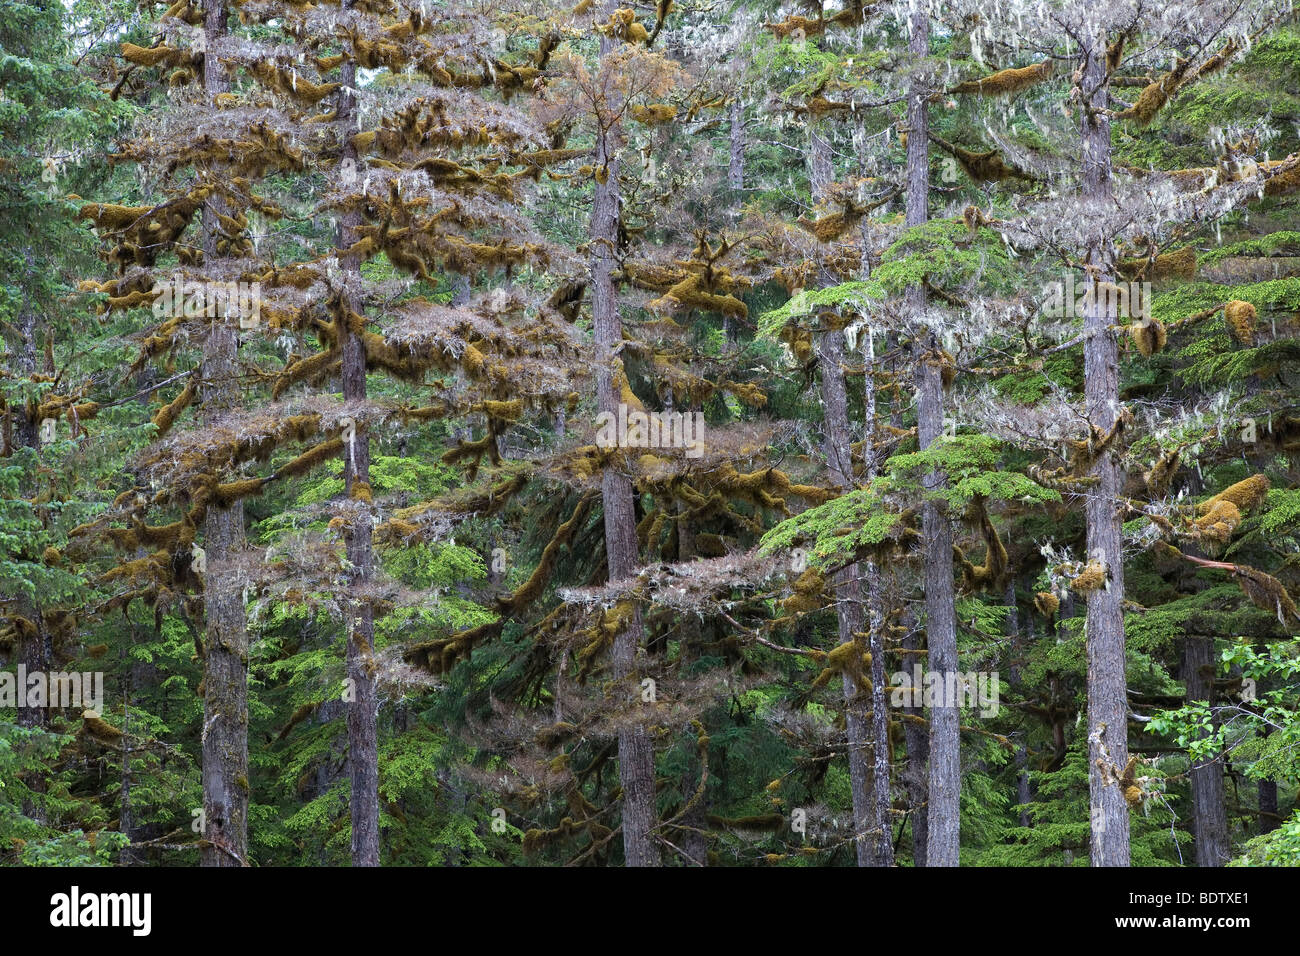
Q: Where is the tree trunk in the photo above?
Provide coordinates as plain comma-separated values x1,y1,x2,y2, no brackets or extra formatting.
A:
591,15,659,867
818,328,875,866
338,6,380,866
862,326,894,866
902,3,959,869
1184,636,1229,865
1079,28,1132,868
12,280,51,825
901,618,928,865
918,339,958,867
1258,771,1279,835
728,97,744,192
197,0,249,867
1008,580,1032,828
805,117,878,867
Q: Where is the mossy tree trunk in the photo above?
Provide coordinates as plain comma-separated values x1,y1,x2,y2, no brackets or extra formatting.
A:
338,3,380,866
1079,26,1132,868
592,12,659,868
807,117,879,867
198,0,248,868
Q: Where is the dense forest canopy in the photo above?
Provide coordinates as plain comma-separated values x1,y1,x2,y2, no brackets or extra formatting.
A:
2,0,1299,869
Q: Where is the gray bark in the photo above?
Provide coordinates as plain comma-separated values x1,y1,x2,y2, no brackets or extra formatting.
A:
1185,636,1229,865
728,97,744,192
863,322,894,866
1007,580,1032,827
198,0,249,867
902,3,959,869
1079,28,1132,867
338,5,380,866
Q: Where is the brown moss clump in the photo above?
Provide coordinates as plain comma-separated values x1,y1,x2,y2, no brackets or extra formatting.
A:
723,380,767,409
1144,447,1181,498
1233,565,1299,624
497,496,593,614
215,478,268,506
1034,591,1060,617
1117,756,1144,807
949,59,1052,96
782,567,826,615
120,42,186,68
151,379,196,438
101,551,170,584
273,347,341,399
780,324,814,363
1128,319,1167,357
958,504,1008,591
800,211,860,243
629,103,677,125
647,274,747,320
274,438,345,480
812,639,872,692
930,134,1035,183
1118,246,1196,281
78,202,154,233
1224,300,1257,346
577,599,640,679
764,16,825,40
1198,475,1270,516
482,399,524,422
1114,59,1192,127
602,8,649,44
920,347,957,388
1193,499,1242,545
81,710,125,744
1069,562,1107,593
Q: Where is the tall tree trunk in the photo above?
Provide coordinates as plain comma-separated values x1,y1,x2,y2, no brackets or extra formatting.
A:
338,5,380,866
862,320,894,866
1008,580,1032,827
591,15,659,867
728,97,744,192
903,2,959,869
1184,636,1229,865
1079,27,1131,867
198,0,248,867
891,325,928,865
12,276,51,826
806,118,880,867
817,328,874,866
13,294,49,736
119,667,137,865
